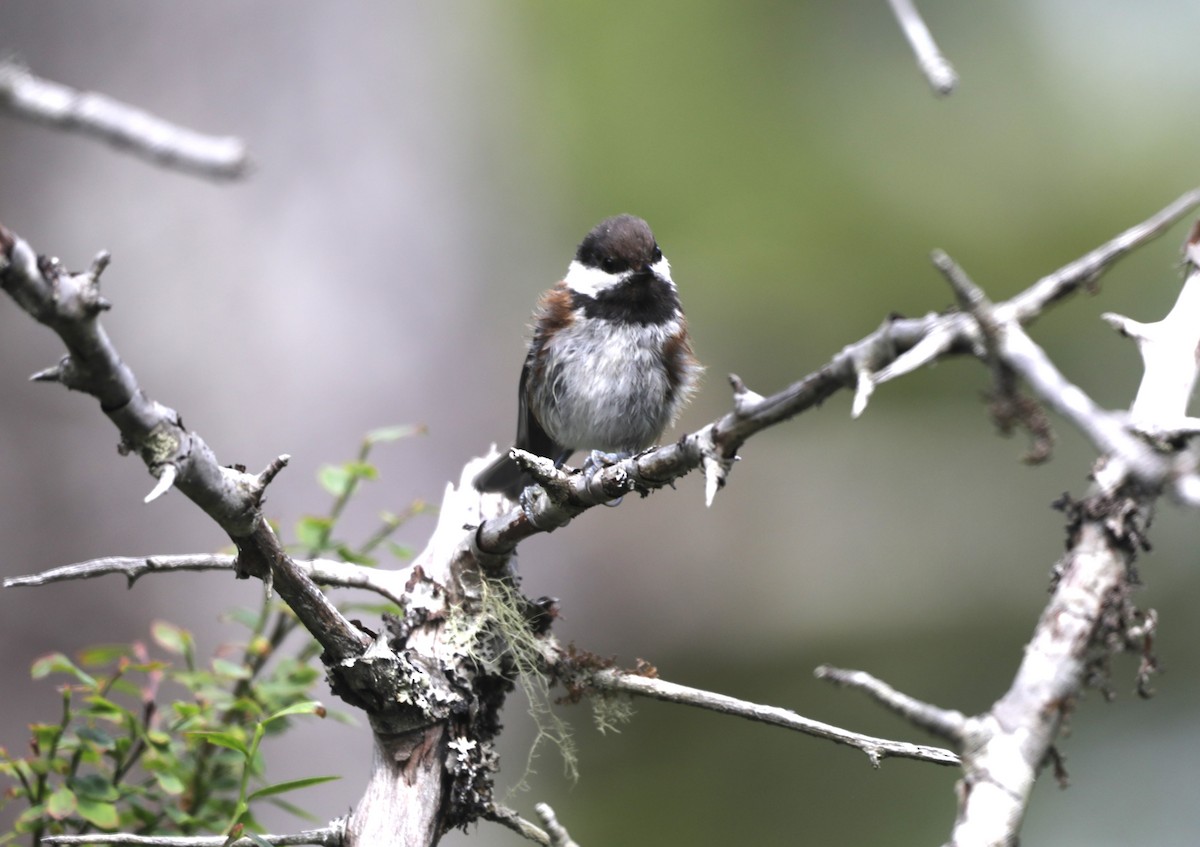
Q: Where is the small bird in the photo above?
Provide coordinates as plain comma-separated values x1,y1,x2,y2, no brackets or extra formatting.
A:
475,214,702,498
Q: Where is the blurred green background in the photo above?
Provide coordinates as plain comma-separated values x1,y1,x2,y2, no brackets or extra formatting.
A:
2,2,1199,845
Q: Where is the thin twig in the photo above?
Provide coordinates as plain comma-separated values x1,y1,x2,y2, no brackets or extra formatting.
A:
2,554,416,606
1004,187,1200,323
485,804,551,846
535,803,581,847
475,188,1200,555
0,59,250,181
928,250,1197,499
589,667,959,768
886,0,958,95
0,222,367,663
814,665,966,741
39,824,343,846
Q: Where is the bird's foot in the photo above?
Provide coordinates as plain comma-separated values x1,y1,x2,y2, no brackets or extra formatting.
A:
582,450,630,506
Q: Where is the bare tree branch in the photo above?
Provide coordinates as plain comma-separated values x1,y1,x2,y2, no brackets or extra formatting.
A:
0,223,367,663
886,0,958,95
936,231,1200,846
475,188,1200,556
535,803,581,847
484,804,552,846
1004,187,1200,323
5,191,1199,846
811,221,1200,846
586,666,959,768
0,57,250,181
930,250,1187,496
815,665,967,742
1104,220,1200,438
3,554,417,606
39,824,343,846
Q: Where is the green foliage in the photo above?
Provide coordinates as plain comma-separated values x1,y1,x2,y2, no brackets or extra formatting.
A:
0,617,332,846
294,423,431,567
1,427,432,845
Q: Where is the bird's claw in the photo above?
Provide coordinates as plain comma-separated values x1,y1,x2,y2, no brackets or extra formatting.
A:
582,450,628,506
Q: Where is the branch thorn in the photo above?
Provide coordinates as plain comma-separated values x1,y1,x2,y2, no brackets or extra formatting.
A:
144,463,178,503
851,364,875,419
29,359,65,383
698,426,733,508
88,250,111,282
1100,311,1147,341
259,453,291,487
729,373,765,415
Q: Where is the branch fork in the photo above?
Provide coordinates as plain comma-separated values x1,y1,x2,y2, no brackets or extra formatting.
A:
8,190,1200,847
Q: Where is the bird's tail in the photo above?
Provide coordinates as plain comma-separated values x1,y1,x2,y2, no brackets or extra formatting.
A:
473,451,528,499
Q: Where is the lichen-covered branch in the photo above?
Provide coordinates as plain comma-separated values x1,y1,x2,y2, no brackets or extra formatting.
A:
810,219,1200,847
5,190,1200,847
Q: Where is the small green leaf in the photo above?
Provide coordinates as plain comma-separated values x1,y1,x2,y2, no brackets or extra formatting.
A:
7,758,37,787
342,461,379,481
228,696,266,721
170,699,200,719
188,730,250,757
334,545,376,566
212,658,252,681
45,786,77,820
339,602,403,617
14,804,47,831
76,796,119,829
261,701,325,728
366,424,425,444
223,606,265,630
83,695,131,720
295,515,332,550
105,677,146,698
30,723,62,751
150,621,193,658
387,541,415,560
162,803,199,827
265,795,320,821
154,770,185,796
317,465,352,498
76,726,115,752
69,773,119,802
76,644,134,667
248,774,340,801
173,669,218,694
31,652,96,686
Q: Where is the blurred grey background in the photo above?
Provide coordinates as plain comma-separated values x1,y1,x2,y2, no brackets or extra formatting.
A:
2,2,1199,845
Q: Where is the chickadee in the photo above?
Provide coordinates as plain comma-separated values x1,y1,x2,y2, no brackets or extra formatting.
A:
475,214,702,498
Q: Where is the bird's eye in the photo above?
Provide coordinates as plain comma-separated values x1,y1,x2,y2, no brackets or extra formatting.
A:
652,246,663,263
601,257,619,273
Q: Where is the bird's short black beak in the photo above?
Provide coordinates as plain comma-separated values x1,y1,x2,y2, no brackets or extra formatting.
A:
630,264,656,283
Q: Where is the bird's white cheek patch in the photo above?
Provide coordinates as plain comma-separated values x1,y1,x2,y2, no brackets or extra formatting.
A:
563,260,622,297
650,256,674,286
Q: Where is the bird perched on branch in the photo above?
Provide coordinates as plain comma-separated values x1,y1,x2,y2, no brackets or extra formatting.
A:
475,214,702,498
